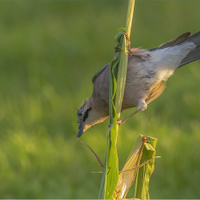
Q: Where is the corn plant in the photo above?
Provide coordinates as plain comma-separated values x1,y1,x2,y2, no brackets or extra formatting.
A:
98,0,158,199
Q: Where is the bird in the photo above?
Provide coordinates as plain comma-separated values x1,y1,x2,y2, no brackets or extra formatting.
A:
77,31,200,137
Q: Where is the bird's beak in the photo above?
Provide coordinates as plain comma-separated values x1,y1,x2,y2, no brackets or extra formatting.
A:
77,122,85,138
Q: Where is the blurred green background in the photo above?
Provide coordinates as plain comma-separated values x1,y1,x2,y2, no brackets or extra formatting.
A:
0,0,200,198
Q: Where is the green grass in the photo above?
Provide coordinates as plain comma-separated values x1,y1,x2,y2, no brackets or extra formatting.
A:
0,1,200,198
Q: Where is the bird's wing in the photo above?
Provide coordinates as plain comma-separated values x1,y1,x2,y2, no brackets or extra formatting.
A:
92,63,110,83
150,32,191,51
146,81,166,104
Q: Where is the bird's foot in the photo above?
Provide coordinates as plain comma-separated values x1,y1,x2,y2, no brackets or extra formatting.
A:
115,45,122,52
117,101,147,125
117,118,126,126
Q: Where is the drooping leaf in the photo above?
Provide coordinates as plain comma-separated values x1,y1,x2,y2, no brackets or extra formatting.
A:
114,135,144,199
134,136,158,200
114,135,158,200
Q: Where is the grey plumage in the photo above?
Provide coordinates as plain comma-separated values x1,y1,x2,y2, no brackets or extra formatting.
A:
77,31,200,137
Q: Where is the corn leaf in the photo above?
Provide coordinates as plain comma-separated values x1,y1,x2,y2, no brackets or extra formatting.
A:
114,135,144,199
115,32,128,118
98,29,126,199
105,29,127,199
114,135,158,199
134,136,158,200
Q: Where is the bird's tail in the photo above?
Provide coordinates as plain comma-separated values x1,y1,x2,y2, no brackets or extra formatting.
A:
178,31,200,68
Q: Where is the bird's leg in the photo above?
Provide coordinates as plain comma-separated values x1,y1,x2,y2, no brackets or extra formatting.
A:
117,109,140,125
117,100,147,126
115,45,122,52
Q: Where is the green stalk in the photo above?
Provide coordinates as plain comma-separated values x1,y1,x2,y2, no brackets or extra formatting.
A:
98,0,136,199
98,1,157,199
126,0,136,38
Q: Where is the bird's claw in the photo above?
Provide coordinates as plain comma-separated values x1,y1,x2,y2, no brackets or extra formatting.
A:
115,45,122,52
117,119,125,126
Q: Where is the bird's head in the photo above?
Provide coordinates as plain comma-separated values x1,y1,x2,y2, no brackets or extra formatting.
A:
76,97,109,137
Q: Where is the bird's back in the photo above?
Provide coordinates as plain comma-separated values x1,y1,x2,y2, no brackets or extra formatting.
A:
92,33,198,111
123,42,196,110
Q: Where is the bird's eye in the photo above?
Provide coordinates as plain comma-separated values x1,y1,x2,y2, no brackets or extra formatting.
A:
83,107,92,122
